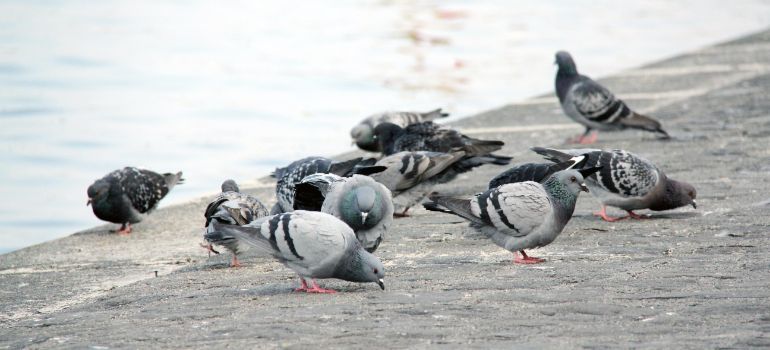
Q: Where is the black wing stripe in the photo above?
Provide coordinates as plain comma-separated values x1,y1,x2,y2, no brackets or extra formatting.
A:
599,152,619,193
490,191,520,233
267,215,282,251
590,98,622,121
281,214,305,260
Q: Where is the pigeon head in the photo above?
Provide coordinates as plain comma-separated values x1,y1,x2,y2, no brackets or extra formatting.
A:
372,122,404,153
339,185,383,230
543,168,599,206
221,179,239,193
86,180,110,206
337,248,386,290
351,124,380,152
651,179,698,211
555,51,578,75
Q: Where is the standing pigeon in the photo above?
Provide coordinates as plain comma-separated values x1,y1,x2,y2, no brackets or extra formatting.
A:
555,51,669,144
488,155,587,189
293,174,394,253
271,156,385,214
203,180,270,267
372,121,508,159
87,167,184,234
532,147,697,221
369,150,511,216
207,210,385,293
351,109,450,152
424,168,600,264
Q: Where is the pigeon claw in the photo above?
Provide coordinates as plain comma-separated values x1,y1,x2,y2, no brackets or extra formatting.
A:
230,256,242,268
625,210,651,220
513,251,546,264
593,206,627,222
116,223,132,235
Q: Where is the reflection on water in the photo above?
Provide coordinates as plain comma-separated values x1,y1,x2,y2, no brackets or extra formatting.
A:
1,1,769,252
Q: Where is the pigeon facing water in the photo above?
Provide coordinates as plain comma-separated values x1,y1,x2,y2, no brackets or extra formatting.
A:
294,173,394,252
351,109,449,152
369,150,511,216
271,156,385,214
488,155,587,189
424,168,600,264
372,121,507,158
555,51,669,144
208,210,385,293
532,147,697,221
203,180,270,266
87,167,184,234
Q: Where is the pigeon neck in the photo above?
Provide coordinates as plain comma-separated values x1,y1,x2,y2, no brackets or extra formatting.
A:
555,65,579,102
332,246,369,282
543,178,578,219
649,179,691,211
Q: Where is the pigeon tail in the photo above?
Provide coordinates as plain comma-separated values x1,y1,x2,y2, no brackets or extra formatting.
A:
621,112,670,138
424,194,486,226
163,171,184,189
209,220,282,260
530,147,574,163
329,157,364,177
462,139,505,156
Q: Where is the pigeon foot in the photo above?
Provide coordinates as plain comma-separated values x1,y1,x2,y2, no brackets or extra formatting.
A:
626,210,651,220
297,279,337,294
567,131,598,145
116,223,132,235
393,208,411,218
593,206,627,222
514,251,546,264
230,256,242,268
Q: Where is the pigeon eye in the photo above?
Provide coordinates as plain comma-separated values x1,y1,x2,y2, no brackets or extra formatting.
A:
373,268,378,274
570,176,577,183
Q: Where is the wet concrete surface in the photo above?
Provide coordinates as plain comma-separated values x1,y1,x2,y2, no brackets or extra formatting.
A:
2,30,770,349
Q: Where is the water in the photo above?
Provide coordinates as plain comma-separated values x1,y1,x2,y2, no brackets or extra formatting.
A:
1,1,769,252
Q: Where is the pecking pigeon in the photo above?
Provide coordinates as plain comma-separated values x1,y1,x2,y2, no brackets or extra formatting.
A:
203,179,270,267
532,147,697,221
424,168,600,264
555,51,669,144
293,173,394,253
87,167,183,235
372,121,507,158
351,109,449,152
208,210,386,293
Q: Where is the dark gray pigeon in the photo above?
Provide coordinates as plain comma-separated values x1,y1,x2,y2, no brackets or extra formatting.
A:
424,168,600,264
294,174,394,253
532,147,697,221
203,179,270,267
271,156,385,214
488,155,588,189
372,121,509,160
555,51,669,144
87,167,183,234
351,109,449,152
369,150,511,216
207,210,385,293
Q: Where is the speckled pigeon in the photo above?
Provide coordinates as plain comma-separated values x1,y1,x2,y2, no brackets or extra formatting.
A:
372,121,508,159
87,167,183,234
424,168,600,264
555,51,669,144
203,179,270,266
351,109,449,152
271,156,385,214
532,147,696,221
488,155,588,189
208,210,385,293
294,174,394,253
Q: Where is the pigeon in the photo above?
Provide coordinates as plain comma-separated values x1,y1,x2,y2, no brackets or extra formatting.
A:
372,121,508,158
203,180,270,267
207,210,385,293
369,150,511,216
488,155,588,189
532,147,697,221
555,51,669,144
424,168,601,264
351,109,449,152
271,156,385,214
293,174,394,253
87,167,184,234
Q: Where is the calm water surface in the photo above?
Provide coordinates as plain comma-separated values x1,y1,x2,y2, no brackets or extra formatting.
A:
1,1,769,253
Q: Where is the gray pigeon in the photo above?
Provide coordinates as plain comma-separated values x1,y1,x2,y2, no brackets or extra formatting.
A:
351,109,449,152
532,147,697,221
203,179,270,267
424,168,600,264
488,155,588,189
372,121,509,159
555,51,669,144
369,150,511,216
208,210,385,293
271,156,385,214
294,174,394,253
87,167,183,234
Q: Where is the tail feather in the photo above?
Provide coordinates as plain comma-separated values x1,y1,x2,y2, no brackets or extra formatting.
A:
530,147,573,163
622,112,670,138
209,221,281,259
463,139,504,156
328,157,364,177
425,194,486,226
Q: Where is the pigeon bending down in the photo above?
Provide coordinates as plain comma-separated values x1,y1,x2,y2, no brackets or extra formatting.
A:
372,121,508,159
203,180,270,267
293,174,394,252
488,155,588,189
369,150,511,216
555,51,669,144
424,168,600,264
207,210,385,293
271,156,385,214
351,109,449,152
87,167,183,235
532,147,697,222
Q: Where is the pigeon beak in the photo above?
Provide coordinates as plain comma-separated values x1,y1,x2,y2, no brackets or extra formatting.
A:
377,279,385,290
580,183,589,192
87,198,92,206
361,212,368,225
691,200,697,209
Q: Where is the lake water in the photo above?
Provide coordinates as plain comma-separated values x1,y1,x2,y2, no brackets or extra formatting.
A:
1,1,769,253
